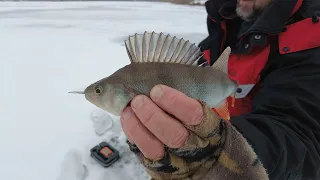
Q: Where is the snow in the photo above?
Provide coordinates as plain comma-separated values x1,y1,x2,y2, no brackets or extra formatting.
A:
191,0,207,4
0,1,208,180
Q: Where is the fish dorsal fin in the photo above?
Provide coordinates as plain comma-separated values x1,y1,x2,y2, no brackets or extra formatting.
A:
124,31,203,66
211,46,231,74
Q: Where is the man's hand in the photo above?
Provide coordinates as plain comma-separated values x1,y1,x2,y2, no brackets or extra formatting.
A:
120,84,227,179
120,84,204,160
120,85,269,180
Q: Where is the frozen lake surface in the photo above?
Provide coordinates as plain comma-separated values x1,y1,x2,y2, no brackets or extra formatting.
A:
0,1,207,180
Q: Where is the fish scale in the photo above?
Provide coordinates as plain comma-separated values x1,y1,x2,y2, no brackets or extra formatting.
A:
70,31,239,120
111,63,233,103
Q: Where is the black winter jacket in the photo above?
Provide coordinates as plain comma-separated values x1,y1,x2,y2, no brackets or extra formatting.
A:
201,0,320,179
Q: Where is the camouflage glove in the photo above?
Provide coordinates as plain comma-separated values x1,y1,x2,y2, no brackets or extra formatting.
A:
127,101,269,180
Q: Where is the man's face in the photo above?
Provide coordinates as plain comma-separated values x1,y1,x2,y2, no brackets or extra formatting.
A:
236,0,272,21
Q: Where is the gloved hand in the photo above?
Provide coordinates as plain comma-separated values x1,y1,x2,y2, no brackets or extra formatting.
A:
120,85,269,180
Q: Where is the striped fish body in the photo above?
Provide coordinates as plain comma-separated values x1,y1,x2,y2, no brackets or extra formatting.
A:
81,32,238,120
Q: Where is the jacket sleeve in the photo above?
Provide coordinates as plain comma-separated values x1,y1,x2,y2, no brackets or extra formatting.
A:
198,0,226,65
229,47,320,179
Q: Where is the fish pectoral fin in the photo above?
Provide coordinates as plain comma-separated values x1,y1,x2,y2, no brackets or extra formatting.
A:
214,99,230,121
231,92,236,108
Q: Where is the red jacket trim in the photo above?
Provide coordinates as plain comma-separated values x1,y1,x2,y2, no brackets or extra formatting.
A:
279,17,320,55
208,16,227,52
203,49,211,64
208,16,218,24
226,45,271,117
204,17,227,64
220,21,227,52
291,0,303,16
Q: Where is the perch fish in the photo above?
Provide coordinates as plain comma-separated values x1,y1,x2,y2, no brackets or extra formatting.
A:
70,31,238,120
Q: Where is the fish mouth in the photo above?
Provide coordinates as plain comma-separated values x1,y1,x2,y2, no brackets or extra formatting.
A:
68,91,85,94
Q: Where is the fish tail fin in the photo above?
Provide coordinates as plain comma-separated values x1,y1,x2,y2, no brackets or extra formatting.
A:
124,31,204,66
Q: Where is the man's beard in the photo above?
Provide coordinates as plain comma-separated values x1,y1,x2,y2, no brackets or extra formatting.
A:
236,3,264,21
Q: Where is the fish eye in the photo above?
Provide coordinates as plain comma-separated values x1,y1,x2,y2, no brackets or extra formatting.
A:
95,86,103,95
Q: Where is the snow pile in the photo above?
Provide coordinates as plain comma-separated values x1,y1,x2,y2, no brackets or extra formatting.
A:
57,150,88,180
90,110,113,136
164,0,206,6
191,0,207,5
0,1,207,180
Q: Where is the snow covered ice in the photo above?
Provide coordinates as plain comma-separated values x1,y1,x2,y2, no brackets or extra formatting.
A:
56,149,88,180
0,1,207,180
90,109,113,136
